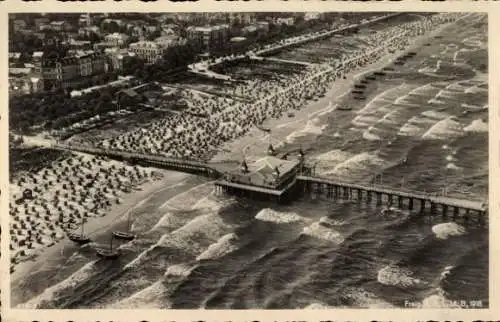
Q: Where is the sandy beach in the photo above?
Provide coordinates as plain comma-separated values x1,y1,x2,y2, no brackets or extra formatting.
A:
10,169,193,285
211,19,457,163
9,13,466,301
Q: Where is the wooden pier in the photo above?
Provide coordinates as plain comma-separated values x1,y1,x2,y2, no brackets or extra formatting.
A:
296,175,487,224
51,143,488,225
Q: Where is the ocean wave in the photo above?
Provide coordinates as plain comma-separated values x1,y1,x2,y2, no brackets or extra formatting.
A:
127,212,235,269
397,116,434,137
314,149,353,164
464,119,488,133
152,211,184,231
421,288,461,308
356,86,405,115
196,233,240,261
352,115,382,128
343,287,395,308
160,182,215,210
363,129,381,141
432,223,467,240
378,110,403,125
319,216,346,227
159,213,235,252
108,280,170,309
255,208,305,224
164,263,197,277
325,152,385,177
428,98,446,105
421,117,463,140
445,155,456,162
17,261,98,309
301,222,344,244
446,163,462,170
377,265,424,288
421,110,450,120
192,196,221,210
286,118,327,143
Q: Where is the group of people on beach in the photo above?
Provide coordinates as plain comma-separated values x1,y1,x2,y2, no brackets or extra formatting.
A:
9,154,160,271
9,12,464,269
94,12,462,160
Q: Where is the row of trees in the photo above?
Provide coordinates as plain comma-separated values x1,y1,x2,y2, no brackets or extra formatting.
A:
132,40,202,82
9,85,123,134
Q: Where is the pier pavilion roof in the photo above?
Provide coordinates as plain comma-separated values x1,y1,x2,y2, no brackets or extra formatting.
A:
229,156,299,188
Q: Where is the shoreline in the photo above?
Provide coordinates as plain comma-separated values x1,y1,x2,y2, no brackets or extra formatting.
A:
10,170,192,287
211,20,456,164
9,16,464,304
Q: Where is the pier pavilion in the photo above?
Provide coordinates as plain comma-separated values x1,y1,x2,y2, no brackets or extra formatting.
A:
214,154,307,202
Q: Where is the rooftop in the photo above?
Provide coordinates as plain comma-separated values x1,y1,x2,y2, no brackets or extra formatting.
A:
229,156,300,188
129,41,161,49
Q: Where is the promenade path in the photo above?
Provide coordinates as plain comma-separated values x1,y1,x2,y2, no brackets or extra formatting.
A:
187,13,401,80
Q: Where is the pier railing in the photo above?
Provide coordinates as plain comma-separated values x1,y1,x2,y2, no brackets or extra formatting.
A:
297,175,487,213
52,143,222,179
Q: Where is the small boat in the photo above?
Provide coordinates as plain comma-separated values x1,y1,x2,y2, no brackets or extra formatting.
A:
96,235,120,259
113,212,135,241
68,217,91,245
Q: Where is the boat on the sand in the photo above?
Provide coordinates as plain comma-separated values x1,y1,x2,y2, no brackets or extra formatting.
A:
68,217,91,245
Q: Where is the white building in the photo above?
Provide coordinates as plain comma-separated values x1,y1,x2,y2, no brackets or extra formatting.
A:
128,41,164,64
187,24,229,53
104,33,130,47
154,35,186,49
276,17,295,26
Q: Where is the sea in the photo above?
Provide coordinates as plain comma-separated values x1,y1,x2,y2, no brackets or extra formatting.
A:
11,13,488,309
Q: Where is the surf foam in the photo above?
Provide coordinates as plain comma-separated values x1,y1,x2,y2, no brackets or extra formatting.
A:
301,222,344,244
255,208,305,224
464,119,488,133
377,265,424,288
432,222,467,240
196,233,240,261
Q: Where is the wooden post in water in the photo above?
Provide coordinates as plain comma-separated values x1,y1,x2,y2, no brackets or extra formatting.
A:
442,204,448,216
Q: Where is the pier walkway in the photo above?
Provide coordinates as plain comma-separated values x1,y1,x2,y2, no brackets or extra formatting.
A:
256,57,313,67
52,144,222,179
297,175,487,215
49,143,487,221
